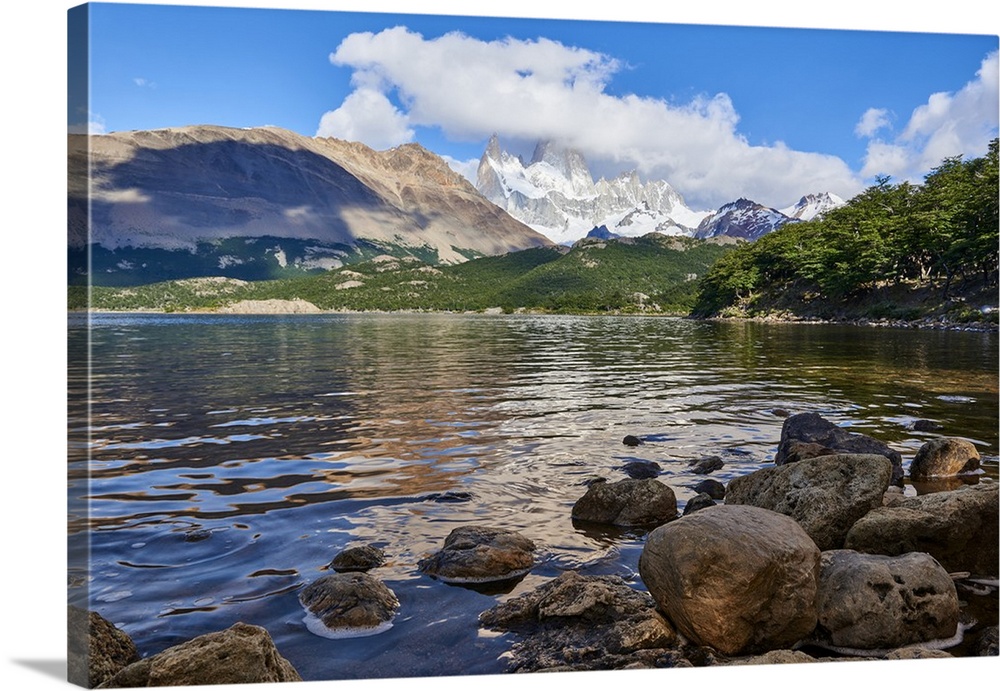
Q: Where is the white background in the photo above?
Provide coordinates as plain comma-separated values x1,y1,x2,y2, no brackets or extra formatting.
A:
2,1,997,689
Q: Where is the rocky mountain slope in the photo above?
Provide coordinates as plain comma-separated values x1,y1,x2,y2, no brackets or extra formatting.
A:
475,135,845,245
475,135,711,244
68,125,552,284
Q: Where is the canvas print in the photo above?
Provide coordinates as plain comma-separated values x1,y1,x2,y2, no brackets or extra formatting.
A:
67,1,999,687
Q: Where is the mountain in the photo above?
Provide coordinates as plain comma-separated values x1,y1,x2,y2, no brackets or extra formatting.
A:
475,135,711,245
694,198,798,241
68,125,553,285
779,192,846,221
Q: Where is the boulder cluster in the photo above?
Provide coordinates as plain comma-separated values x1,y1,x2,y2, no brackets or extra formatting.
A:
487,412,997,669
71,411,997,684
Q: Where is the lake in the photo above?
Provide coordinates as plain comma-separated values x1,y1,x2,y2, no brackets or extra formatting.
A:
67,313,999,680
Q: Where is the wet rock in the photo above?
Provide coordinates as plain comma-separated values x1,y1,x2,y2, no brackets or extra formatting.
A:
622,435,643,447
775,412,904,486
639,505,821,656
693,478,726,500
299,572,399,636
973,625,998,656
912,419,944,432
99,623,301,687
425,490,475,503
479,572,682,672
725,454,893,550
689,456,724,475
571,478,677,527
68,606,139,688
682,493,716,515
844,482,999,574
909,437,981,479
418,526,535,584
328,545,385,573
815,550,960,650
771,408,791,418
620,459,661,479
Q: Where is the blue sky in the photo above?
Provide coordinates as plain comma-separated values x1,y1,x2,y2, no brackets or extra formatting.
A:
72,1,999,209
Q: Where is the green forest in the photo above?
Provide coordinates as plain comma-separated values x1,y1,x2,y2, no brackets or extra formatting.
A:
692,139,999,322
75,234,734,315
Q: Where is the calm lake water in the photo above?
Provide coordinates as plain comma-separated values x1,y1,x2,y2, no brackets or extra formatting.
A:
68,313,998,680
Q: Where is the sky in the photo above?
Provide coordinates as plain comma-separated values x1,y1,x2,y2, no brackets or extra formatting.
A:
71,1,999,211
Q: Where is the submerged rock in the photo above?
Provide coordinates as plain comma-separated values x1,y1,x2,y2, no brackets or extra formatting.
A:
639,505,820,656
725,453,893,550
844,482,999,575
99,623,301,687
418,526,535,584
68,606,140,688
814,550,960,650
775,412,903,486
479,572,684,672
909,437,981,479
328,545,385,573
299,573,399,638
571,478,677,527
620,459,661,479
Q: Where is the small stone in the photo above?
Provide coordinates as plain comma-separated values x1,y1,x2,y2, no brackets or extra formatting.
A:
692,478,726,500
682,493,715,515
622,435,643,447
912,419,944,432
688,456,723,474
328,545,385,572
619,459,661,479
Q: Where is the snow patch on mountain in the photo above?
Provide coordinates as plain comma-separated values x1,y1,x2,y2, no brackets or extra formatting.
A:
476,135,712,245
779,192,846,221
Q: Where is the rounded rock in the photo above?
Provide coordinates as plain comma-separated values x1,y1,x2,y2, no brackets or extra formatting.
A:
638,504,820,656
571,478,677,527
328,545,385,573
909,438,981,479
418,526,535,584
299,573,399,638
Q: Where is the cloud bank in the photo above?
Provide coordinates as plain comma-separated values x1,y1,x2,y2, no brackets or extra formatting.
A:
317,27,995,208
859,51,999,180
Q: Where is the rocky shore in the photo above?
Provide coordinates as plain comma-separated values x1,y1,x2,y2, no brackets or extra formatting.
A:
70,412,998,685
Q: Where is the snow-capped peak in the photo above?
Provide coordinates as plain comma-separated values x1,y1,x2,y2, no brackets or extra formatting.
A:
780,192,845,221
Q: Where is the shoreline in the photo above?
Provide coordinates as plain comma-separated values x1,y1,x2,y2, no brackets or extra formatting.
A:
72,307,999,332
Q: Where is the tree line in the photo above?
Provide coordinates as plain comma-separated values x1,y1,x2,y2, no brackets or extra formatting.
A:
692,139,998,318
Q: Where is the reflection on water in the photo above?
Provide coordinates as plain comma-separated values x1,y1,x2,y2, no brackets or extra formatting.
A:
68,313,998,679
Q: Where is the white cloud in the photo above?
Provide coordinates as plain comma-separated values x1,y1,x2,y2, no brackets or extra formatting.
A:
317,27,862,209
68,112,107,135
860,51,999,179
441,155,479,183
133,77,156,88
855,108,892,138
316,86,414,150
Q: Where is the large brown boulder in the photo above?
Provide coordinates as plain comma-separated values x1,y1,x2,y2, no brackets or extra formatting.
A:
909,438,981,479
98,622,301,687
67,607,140,688
724,454,893,550
638,505,821,656
844,482,999,575
775,412,903,485
815,550,960,650
418,526,535,583
571,478,677,527
299,572,399,637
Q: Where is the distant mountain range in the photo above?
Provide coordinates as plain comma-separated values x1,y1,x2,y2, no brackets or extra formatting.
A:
68,125,552,285
475,135,845,244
